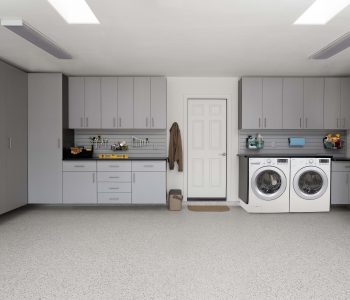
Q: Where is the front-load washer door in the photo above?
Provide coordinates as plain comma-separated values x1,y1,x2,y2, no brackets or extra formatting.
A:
293,167,328,200
251,166,287,201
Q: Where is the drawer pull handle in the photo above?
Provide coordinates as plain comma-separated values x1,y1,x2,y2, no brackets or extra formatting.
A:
143,165,154,168
109,187,120,190
109,176,120,179
109,165,120,168
74,165,85,168
344,166,350,168
109,198,119,201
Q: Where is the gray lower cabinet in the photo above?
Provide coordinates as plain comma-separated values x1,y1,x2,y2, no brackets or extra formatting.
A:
63,161,97,204
131,161,166,204
97,161,132,204
303,78,324,129
331,162,350,205
62,160,166,205
0,61,28,215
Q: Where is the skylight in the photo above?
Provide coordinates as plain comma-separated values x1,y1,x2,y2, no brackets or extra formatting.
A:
47,0,100,24
294,0,350,25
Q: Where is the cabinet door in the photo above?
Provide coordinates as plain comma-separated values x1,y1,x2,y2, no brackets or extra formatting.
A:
101,77,118,129
134,77,151,129
303,78,324,129
340,78,350,129
331,172,349,205
132,172,166,204
28,73,62,204
5,65,28,211
283,78,303,129
117,77,134,128
63,172,97,204
241,78,263,129
69,77,84,128
0,62,7,214
324,78,341,129
151,77,167,129
262,78,282,129
84,77,101,128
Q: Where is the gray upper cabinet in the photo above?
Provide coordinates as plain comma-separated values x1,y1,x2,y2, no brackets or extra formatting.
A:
69,76,166,129
239,77,263,129
262,78,282,129
151,77,167,129
341,78,350,129
283,78,303,129
134,77,151,129
324,78,341,130
69,77,84,128
101,77,118,129
303,78,324,129
84,77,101,129
117,77,134,129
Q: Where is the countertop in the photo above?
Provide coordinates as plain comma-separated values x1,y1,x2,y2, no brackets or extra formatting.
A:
237,154,333,158
63,157,168,161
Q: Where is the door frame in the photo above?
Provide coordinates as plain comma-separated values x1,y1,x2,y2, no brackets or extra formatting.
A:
183,95,233,202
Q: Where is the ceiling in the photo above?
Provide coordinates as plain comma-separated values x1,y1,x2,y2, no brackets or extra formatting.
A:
1,0,350,76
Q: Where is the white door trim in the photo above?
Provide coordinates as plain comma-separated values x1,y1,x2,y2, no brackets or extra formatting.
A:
182,94,233,202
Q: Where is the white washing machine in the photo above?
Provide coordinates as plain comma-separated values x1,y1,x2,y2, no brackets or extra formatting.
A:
241,157,290,213
290,158,331,212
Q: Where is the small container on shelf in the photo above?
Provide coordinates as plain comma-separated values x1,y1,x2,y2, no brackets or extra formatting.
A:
246,134,264,150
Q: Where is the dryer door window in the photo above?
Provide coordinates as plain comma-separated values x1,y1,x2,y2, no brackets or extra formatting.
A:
251,167,287,201
293,167,328,200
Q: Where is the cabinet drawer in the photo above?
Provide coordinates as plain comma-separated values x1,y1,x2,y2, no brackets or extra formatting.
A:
332,162,350,172
98,182,131,193
132,160,166,172
63,161,97,172
97,161,131,172
97,172,131,182
98,193,131,204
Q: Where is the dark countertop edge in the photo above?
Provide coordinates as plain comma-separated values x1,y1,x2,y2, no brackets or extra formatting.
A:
237,154,333,158
331,158,350,161
63,157,168,161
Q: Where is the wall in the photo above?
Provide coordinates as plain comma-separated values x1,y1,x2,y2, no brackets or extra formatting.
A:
166,77,239,203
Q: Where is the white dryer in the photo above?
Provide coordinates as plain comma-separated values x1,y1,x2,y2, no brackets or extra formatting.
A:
241,157,290,213
290,158,331,212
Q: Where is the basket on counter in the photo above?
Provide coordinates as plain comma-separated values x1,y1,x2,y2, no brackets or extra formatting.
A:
63,146,94,159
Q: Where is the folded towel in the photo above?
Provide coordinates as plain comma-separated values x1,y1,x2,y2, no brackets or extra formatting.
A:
288,137,305,147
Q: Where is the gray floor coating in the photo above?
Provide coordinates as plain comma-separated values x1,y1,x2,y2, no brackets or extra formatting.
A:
1,205,350,299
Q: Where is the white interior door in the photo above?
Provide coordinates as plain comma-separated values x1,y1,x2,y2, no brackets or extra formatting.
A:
188,99,227,199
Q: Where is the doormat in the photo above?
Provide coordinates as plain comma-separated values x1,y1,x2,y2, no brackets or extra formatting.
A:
187,205,230,212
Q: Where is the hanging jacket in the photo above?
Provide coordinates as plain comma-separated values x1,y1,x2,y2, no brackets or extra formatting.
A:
168,122,183,172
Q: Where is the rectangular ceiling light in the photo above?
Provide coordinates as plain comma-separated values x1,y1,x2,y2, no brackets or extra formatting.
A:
294,0,350,25
47,0,100,24
1,18,72,59
310,31,350,59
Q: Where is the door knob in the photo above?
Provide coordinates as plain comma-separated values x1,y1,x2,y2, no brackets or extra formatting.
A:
220,153,227,156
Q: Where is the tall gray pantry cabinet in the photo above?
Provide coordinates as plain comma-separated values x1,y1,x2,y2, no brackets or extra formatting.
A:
28,73,68,204
0,61,28,215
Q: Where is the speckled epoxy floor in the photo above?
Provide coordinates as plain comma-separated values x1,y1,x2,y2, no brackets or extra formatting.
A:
1,205,350,299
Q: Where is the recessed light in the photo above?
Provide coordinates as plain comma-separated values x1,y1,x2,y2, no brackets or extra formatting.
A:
47,0,100,24
294,0,350,25
1,18,72,59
